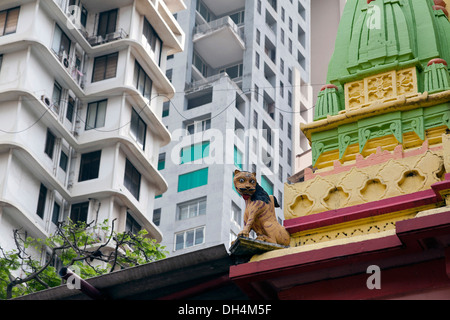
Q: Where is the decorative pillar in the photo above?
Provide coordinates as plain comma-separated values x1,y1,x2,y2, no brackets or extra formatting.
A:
424,58,450,93
314,84,341,121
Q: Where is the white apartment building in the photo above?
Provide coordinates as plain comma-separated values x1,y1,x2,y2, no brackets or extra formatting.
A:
0,0,185,258
155,0,312,256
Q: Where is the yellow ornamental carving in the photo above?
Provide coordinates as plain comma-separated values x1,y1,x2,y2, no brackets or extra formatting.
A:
284,147,444,220
344,67,418,111
367,73,394,103
397,68,416,95
346,81,365,110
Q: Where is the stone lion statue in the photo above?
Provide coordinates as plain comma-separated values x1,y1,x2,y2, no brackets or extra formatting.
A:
233,170,290,246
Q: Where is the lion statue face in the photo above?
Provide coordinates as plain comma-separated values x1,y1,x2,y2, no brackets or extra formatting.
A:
233,170,257,198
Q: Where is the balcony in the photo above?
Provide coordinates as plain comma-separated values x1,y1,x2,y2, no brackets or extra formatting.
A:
86,28,129,46
193,16,245,69
54,51,86,89
185,73,225,93
200,0,245,16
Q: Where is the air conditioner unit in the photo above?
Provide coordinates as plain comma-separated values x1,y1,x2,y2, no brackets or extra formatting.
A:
41,95,51,106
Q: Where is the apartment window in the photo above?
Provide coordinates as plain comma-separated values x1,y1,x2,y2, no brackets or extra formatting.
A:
193,51,208,77
231,202,242,226
256,28,260,45
124,159,141,200
278,190,283,209
187,88,213,110
59,151,68,172
288,68,293,84
36,183,47,219
262,121,272,146
130,109,146,150
133,61,152,100
157,153,165,170
287,148,292,166
234,146,243,170
52,82,62,108
44,129,56,159
288,90,292,107
257,0,262,14
279,139,283,157
180,141,210,164
280,58,285,74
97,9,117,38
253,110,258,127
52,202,61,225
153,208,161,226
219,63,243,79
186,118,210,135
51,24,71,58
80,5,87,27
143,17,162,64
177,198,206,221
278,165,283,182
298,24,306,47
230,9,245,24
92,52,118,82
166,68,172,82
78,150,101,182
0,7,20,36
86,100,107,130
162,101,170,117
279,113,284,130
254,85,259,102
288,122,292,139
125,212,141,235
178,168,209,192
280,28,285,44
66,96,75,122
175,226,205,251
255,52,260,69
196,0,212,22
260,175,274,195
288,39,292,54
70,202,89,224
280,81,284,97
298,50,306,69
298,1,306,19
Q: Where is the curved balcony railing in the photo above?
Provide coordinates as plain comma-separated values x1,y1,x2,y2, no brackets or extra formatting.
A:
194,16,245,43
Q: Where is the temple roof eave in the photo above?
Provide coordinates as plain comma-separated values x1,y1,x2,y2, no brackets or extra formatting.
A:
302,89,450,142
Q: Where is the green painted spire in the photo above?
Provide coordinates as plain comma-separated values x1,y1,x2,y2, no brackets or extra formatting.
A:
307,0,450,169
326,0,449,88
424,59,450,93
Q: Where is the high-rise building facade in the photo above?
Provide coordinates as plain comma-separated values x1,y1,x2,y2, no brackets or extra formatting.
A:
0,0,185,256
156,0,311,256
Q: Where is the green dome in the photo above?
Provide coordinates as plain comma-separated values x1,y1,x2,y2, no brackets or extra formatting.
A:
327,0,450,88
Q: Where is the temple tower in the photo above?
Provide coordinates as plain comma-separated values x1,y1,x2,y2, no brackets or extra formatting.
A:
230,0,450,300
